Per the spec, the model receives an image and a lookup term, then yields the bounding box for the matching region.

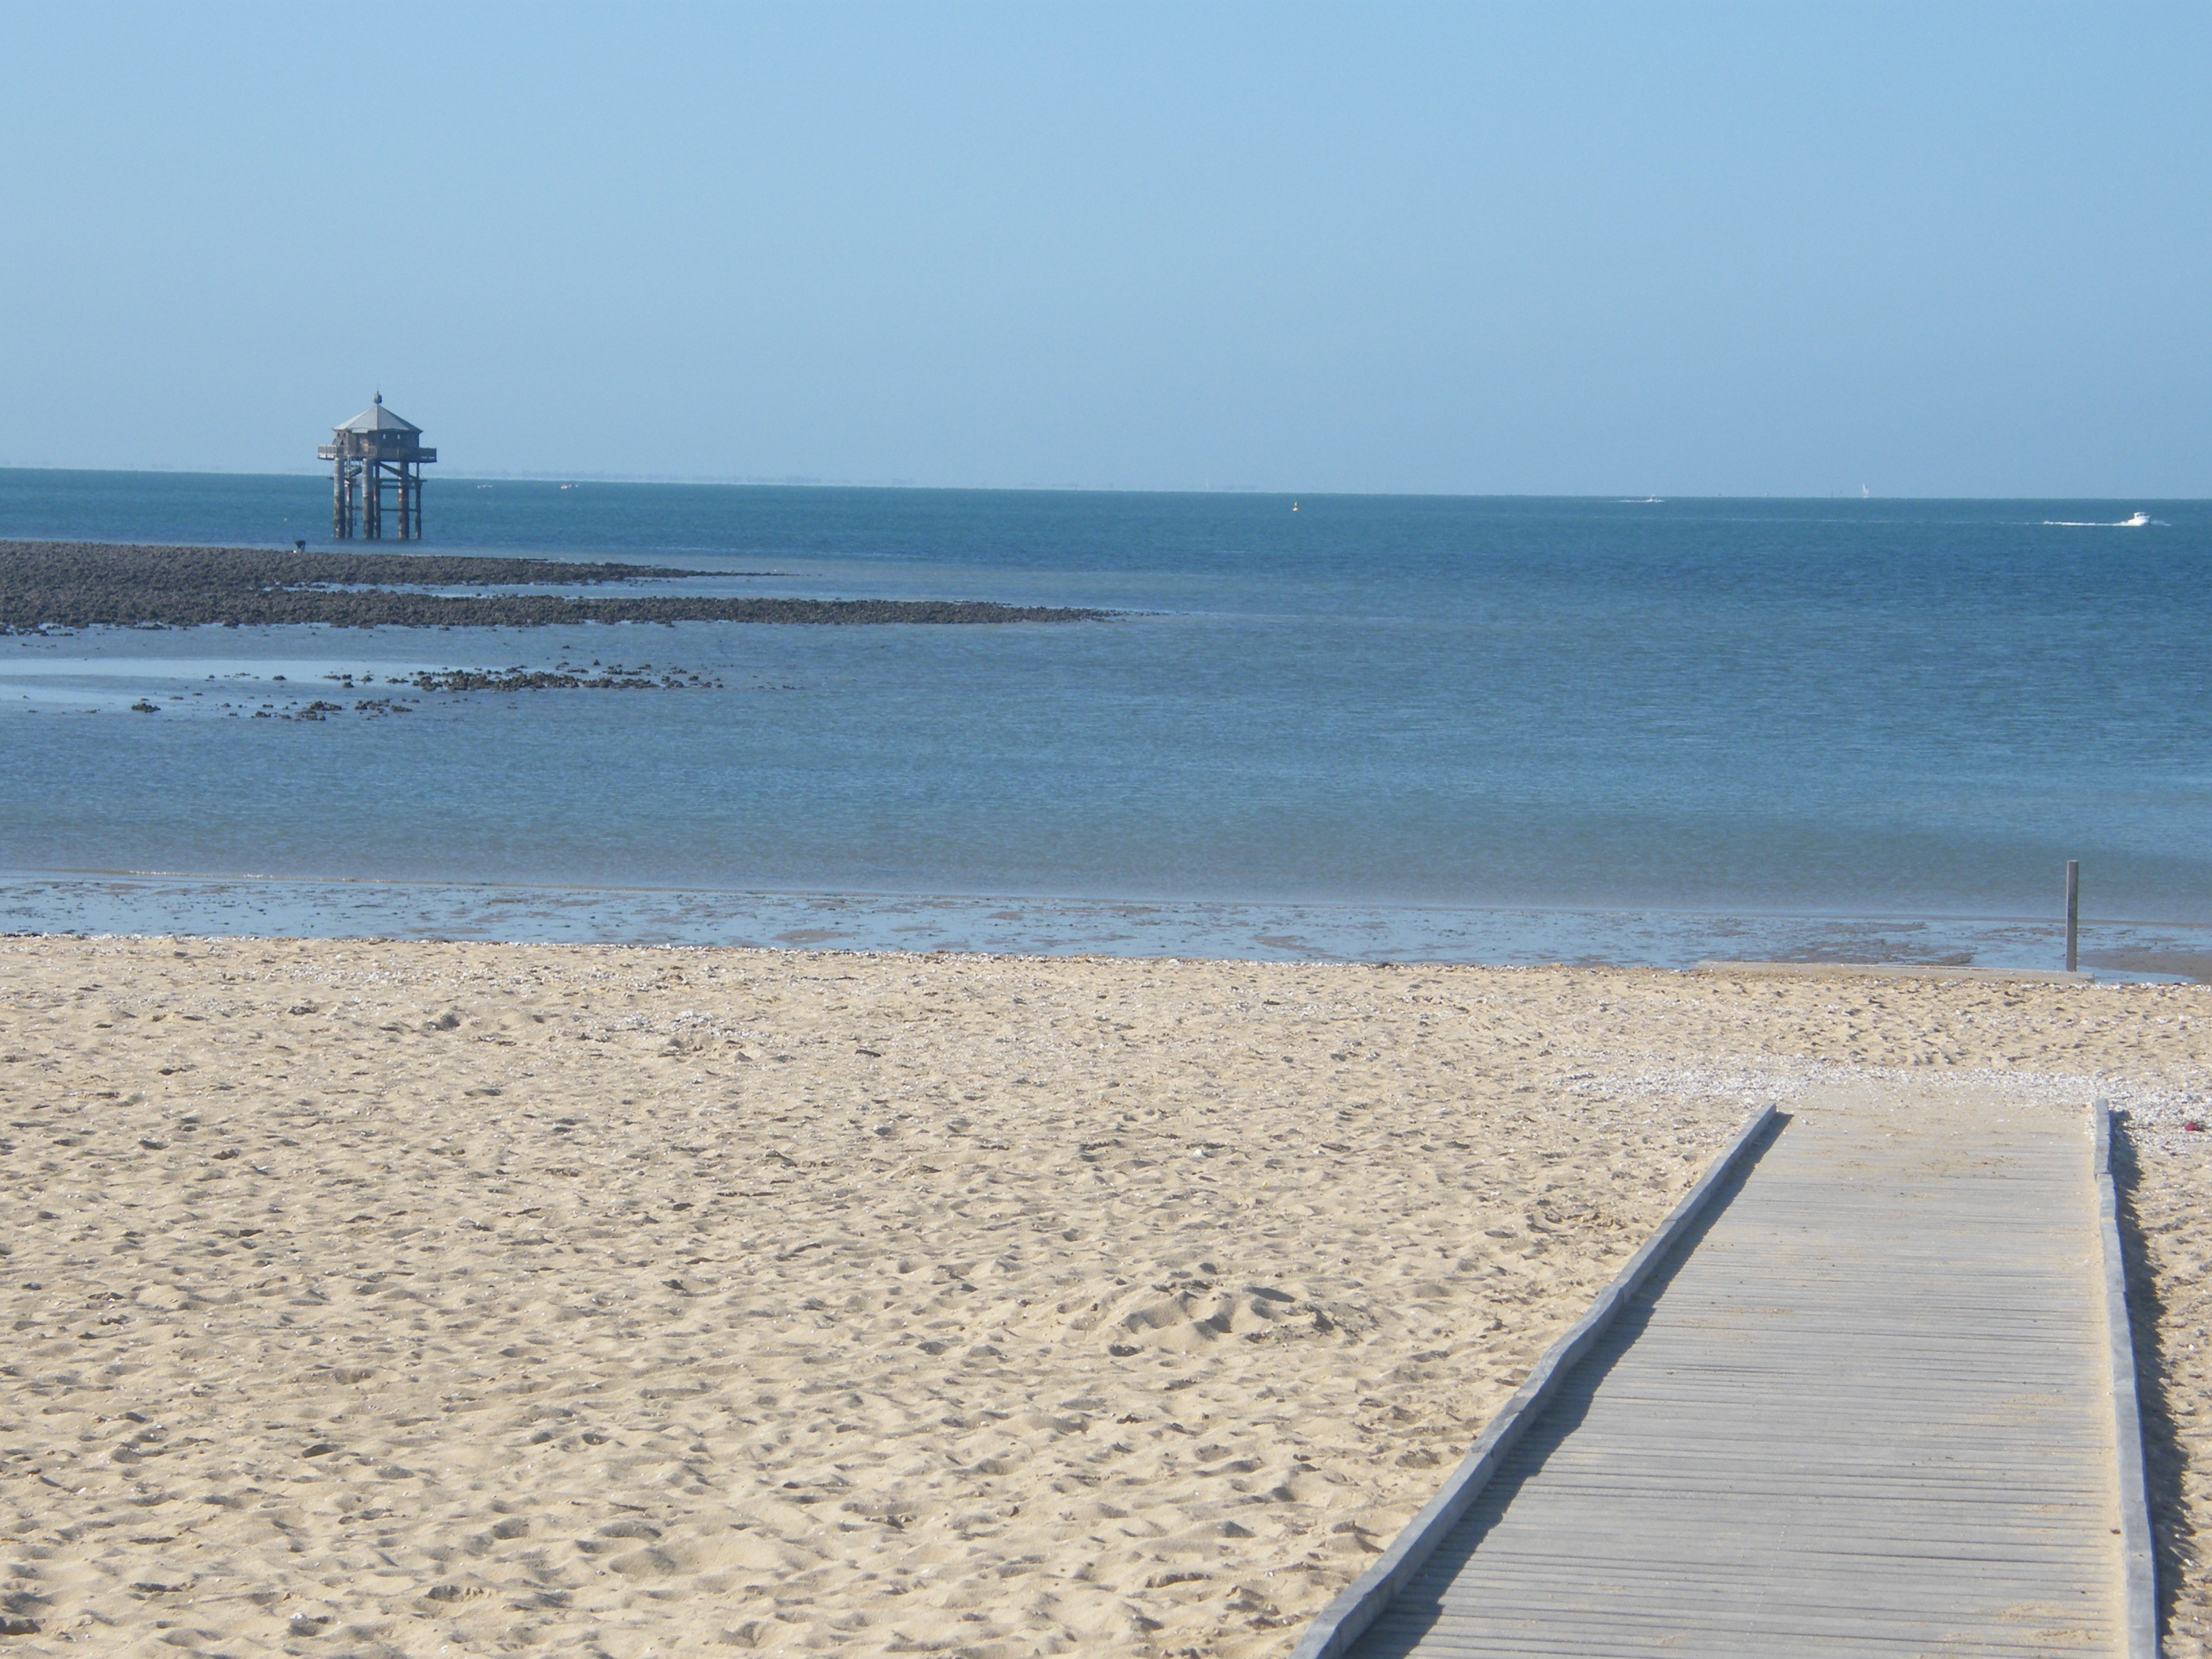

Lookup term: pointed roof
[334,392,422,434]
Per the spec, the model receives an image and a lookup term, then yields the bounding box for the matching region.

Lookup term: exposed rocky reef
[0,541,1108,630]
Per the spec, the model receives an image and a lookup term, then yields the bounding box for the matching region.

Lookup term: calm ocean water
[3,468,2207,975]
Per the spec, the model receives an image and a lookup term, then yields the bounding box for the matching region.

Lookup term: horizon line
[0,462,2198,504]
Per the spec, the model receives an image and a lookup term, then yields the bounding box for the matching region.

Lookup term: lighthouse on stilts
[318,394,437,539]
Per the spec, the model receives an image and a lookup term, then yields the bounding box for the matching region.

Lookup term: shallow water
[3,472,2206,968]
[5,870,2207,985]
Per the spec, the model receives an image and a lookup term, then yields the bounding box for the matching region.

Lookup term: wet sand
[3,937,2209,1656]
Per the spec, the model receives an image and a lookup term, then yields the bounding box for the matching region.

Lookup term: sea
[3,468,2207,980]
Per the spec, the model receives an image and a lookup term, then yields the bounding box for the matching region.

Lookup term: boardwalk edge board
[1284,1101,1779,1659]
[2096,1102,2161,1659]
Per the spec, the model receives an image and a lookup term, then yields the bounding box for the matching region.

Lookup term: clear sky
[1,3,2205,495]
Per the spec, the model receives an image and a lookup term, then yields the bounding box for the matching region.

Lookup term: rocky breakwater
[0,541,1110,630]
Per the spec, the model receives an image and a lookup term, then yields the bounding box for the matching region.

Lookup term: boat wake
[2044,511,2157,527]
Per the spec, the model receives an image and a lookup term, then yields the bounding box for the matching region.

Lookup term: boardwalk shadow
[2110,1117,2194,1643]
[1351,1111,1789,1659]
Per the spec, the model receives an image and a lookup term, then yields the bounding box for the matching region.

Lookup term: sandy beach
[3,937,2210,1657]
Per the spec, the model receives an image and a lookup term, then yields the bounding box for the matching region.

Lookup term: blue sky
[1,3,2205,495]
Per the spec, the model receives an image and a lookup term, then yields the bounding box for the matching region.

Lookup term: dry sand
[1,936,2208,1658]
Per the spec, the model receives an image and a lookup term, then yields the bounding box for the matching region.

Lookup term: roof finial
[373,390,382,405]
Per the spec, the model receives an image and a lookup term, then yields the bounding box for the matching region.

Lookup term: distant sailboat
[1860,484,1870,499]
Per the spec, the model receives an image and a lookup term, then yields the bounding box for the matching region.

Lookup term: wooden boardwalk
[1338,1092,2138,1658]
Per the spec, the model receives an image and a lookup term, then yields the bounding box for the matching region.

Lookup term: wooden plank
[1305,1094,2140,1659]
[2095,1103,2159,1658]
[1284,1103,1779,1659]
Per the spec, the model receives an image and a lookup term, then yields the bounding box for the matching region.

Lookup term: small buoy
[1292,501,1300,512]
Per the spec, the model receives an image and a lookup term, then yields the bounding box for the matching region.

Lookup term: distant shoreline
[0,539,1111,630]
